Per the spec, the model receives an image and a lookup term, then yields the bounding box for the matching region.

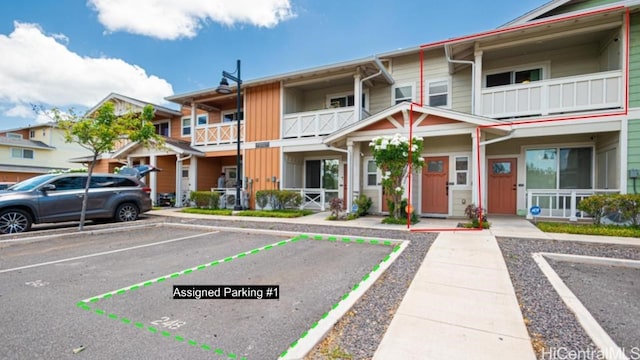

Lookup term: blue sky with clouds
[0,0,546,129]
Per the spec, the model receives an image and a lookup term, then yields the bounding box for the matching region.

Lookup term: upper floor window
[154,122,169,137]
[393,84,413,104]
[29,130,36,138]
[11,148,34,159]
[428,79,449,107]
[196,114,208,126]
[326,91,367,110]
[7,133,23,139]
[486,67,542,87]
[222,110,244,122]
[181,117,191,136]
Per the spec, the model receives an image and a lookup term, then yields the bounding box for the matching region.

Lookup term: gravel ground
[157,216,436,360]
[498,237,640,359]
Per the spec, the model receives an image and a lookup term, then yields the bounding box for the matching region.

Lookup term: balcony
[282,107,363,139]
[193,122,244,146]
[481,70,623,119]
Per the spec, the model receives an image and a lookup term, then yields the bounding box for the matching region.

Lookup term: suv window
[51,176,86,191]
[90,176,137,188]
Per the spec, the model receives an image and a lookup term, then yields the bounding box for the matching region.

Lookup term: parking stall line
[0,231,219,274]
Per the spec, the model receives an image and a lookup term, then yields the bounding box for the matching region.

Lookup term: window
[366,159,378,187]
[525,147,593,190]
[222,110,244,122]
[11,148,34,159]
[428,79,449,107]
[486,68,542,87]
[393,85,413,104]
[326,92,367,109]
[181,117,191,136]
[154,122,169,136]
[30,130,35,138]
[7,133,23,139]
[455,157,469,185]
[196,114,208,127]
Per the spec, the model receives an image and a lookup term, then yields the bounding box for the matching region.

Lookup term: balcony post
[569,191,578,222]
[473,49,483,115]
[526,191,533,220]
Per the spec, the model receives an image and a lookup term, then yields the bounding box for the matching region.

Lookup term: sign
[530,206,541,216]
[351,204,358,213]
[256,142,270,148]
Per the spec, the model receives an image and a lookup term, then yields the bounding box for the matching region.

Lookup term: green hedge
[255,190,302,210]
[189,191,221,209]
[578,193,640,226]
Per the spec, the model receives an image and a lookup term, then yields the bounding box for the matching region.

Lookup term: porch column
[479,132,487,211]
[347,143,354,212]
[175,155,183,207]
[471,129,486,209]
[354,70,362,121]
[190,156,198,192]
[150,155,158,206]
[352,142,362,201]
[190,101,197,146]
[471,131,479,205]
[473,48,483,115]
[620,119,628,194]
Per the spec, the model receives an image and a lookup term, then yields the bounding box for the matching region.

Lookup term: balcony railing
[281,188,339,210]
[481,70,622,119]
[194,123,244,146]
[282,107,360,139]
[526,189,620,221]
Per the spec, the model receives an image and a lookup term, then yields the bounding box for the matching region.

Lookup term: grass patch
[181,208,233,216]
[381,216,419,225]
[536,222,640,238]
[236,209,314,218]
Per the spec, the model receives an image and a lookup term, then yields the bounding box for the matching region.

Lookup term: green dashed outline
[76,233,397,360]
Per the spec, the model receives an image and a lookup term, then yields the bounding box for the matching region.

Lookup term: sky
[0,0,547,130]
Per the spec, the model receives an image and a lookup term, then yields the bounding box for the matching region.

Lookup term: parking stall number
[25,280,49,287]
[150,316,187,330]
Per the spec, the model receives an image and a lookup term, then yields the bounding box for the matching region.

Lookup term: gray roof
[0,136,55,149]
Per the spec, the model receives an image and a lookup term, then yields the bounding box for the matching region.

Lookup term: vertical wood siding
[246,83,281,142]
[244,147,280,208]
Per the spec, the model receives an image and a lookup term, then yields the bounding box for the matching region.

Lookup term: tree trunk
[78,154,98,231]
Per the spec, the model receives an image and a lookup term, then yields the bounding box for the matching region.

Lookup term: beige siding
[423,135,472,153]
[451,67,472,114]
[486,133,594,155]
[452,190,472,217]
[303,84,353,111]
[368,85,391,115]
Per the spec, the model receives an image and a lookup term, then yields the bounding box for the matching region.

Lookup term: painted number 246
[151,317,186,329]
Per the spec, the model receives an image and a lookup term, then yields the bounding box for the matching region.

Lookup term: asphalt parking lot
[0,222,401,359]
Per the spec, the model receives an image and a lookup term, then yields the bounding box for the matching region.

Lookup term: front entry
[422,156,449,214]
[488,158,517,214]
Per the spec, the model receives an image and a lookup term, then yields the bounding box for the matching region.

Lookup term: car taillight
[142,187,151,195]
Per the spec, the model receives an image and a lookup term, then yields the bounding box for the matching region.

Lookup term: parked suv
[0,171,153,234]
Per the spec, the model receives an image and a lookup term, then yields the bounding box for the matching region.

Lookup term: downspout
[479,130,515,146]
[175,154,192,207]
[357,57,393,121]
[326,145,352,213]
[444,44,476,114]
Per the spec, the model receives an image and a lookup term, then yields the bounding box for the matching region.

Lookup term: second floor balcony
[282,106,369,139]
[194,122,244,146]
[480,70,623,119]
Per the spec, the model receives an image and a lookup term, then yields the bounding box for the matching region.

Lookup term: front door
[422,156,449,214]
[488,158,517,214]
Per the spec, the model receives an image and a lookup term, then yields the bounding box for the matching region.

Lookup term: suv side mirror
[41,184,56,192]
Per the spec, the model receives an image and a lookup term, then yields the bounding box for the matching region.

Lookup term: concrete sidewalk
[373,231,536,360]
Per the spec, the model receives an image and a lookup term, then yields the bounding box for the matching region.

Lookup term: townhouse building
[59,0,640,221]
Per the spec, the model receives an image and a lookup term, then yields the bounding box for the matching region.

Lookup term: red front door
[422,156,449,214]
[488,158,517,214]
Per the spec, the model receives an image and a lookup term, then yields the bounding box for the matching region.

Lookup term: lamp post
[216,59,243,210]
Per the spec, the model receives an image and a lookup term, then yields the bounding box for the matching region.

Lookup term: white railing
[526,189,620,221]
[194,123,244,146]
[282,107,358,138]
[282,188,340,210]
[481,70,622,118]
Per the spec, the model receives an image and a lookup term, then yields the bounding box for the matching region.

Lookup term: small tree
[50,102,163,230]
[370,134,424,220]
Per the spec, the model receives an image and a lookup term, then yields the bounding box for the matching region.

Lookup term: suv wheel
[115,203,139,222]
[0,209,32,234]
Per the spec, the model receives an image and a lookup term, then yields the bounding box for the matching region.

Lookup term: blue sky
[0,0,546,130]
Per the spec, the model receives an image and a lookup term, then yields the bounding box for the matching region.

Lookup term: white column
[473,49,483,115]
[150,155,158,205]
[471,131,479,205]
[190,101,197,146]
[347,144,354,212]
[620,118,628,194]
[479,131,487,211]
[352,142,362,199]
[190,156,198,192]
[354,70,362,121]
[175,155,183,207]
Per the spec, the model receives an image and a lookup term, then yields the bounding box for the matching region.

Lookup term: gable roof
[88,93,182,118]
[324,102,506,144]
[0,136,55,150]
[501,0,571,27]
[110,136,204,159]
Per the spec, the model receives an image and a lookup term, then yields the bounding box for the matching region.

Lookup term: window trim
[426,78,451,108]
[454,156,469,186]
[196,114,208,127]
[483,61,550,88]
[181,116,191,137]
[7,132,23,139]
[363,157,380,189]
[10,147,34,159]
[153,121,170,137]
[392,83,414,105]
[523,144,595,190]
[221,109,244,123]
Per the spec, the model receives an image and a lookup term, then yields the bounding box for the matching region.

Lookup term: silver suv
[0,171,153,234]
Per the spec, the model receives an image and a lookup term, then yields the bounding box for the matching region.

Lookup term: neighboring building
[81,0,640,220]
[0,123,93,182]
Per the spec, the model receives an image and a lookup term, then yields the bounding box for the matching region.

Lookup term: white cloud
[0,22,174,119]
[88,0,295,40]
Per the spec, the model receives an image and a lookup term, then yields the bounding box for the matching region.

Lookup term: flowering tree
[370,134,424,220]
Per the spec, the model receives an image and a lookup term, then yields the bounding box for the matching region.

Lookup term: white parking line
[0,223,161,243]
[0,231,218,274]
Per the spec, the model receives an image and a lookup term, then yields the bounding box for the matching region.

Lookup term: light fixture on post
[216,59,243,210]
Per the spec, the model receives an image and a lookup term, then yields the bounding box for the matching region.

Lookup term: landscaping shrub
[189,191,220,209]
[610,193,640,226]
[255,190,270,209]
[464,204,489,228]
[329,197,344,219]
[354,194,373,217]
[577,194,610,225]
[384,198,418,224]
[254,189,301,210]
